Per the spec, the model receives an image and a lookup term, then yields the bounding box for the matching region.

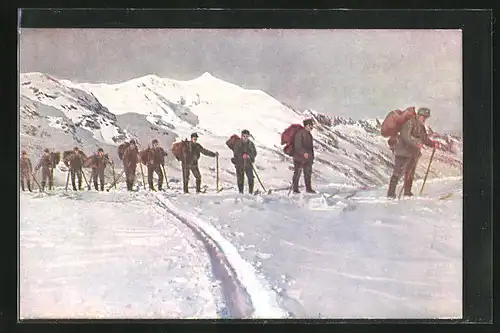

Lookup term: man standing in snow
[292,118,316,194]
[65,147,86,191]
[144,139,168,191]
[387,107,438,198]
[87,148,109,191]
[182,132,218,194]
[232,129,257,194]
[123,139,140,191]
[20,150,33,192]
[34,148,54,192]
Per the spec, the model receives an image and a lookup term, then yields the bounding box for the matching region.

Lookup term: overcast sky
[19,28,462,134]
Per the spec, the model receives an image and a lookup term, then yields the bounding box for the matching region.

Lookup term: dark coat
[293,128,314,164]
[232,139,257,166]
[185,142,216,166]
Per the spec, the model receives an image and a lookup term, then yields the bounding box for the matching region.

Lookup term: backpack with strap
[380,107,416,151]
[281,124,304,156]
[226,134,241,151]
[50,152,61,166]
[171,140,188,161]
[118,142,130,160]
[380,107,416,138]
[140,149,150,165]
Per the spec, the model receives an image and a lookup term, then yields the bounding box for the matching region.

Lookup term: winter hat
[241,129,250,136]
[191,132,199,138]
[303,118,314,127]
[97,148,104,152]
[417,107,431,117]
[44,148,50,153]
[152,139,159,145]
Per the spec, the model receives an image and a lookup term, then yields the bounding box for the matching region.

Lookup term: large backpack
[50,152,61,166]
[171,140,188,161]
[226,134,241,151]
[281,124,304,156]
[118,142,130,160]
[380,107,416,138]
[139,149,150,165]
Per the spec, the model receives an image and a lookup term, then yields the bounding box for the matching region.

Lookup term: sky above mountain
[19,28,462,134]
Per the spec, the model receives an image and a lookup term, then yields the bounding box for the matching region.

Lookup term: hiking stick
[419,146,436,195]
[161,163,170,189]
[398,154,421,199]
[64,170,70,191]
[30,170,42,192]
[50,168,54,191]
[250,162,267,193]
[107,170,125,191]
[80,167,91,190]
[103,157,116,189]
[112,163,116,189]
[139,163,146,190]
[216,154,220,192]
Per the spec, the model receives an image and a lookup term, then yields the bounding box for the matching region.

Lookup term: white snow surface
[20,190,222,319]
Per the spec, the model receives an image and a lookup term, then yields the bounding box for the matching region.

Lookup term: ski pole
[139,162,146,190]
[250,162,267,193]
[104,156,116,190]
[30,170,42,192]
[419,146,436,195]
[216,154,219,192]
[161,163,170,189]
[80,167,91,190]
[107,170,125,191]
[398,154,421,199]
[65,170,70,191]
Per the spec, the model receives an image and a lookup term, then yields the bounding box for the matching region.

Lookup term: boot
[100,184,104,192]
[149,182,156,191]
[94,182,99,191]
[78,181,82,191]
[21,181,25,191]
[41,181,46,192]
[49,181,54,191]
[72,180,77,191]
[28,183,32,192]
[183,181,189,194]
[305,177,316,194]
[387,175,398,198]
[195,179,202,193]
[248,180,254,195]
[404,179,414,197]
[158,183,162,191]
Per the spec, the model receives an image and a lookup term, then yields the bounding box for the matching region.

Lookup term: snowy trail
[165,177,463,319]
[150,192,289,319]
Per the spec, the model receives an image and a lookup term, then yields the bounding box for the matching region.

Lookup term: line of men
[20,108,436,197]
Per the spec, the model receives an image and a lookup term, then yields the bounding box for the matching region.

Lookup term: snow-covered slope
[20,71,462,191]
[19,71,463,319]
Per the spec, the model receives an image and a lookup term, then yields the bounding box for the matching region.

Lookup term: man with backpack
[181,133,218,194]
[122,139,141,191]
[291,118,316,194]
[63,147,87,191]
[86,148,109,191]
[35,148,54,192]
[387,107,438,198]
[231,129,257,194]
[143,139,168,191]
[20,150,33,192]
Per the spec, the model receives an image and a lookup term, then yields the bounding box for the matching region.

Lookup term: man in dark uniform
[182,132,218,194]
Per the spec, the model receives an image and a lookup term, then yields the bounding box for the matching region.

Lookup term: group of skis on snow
[20,106,439,198]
